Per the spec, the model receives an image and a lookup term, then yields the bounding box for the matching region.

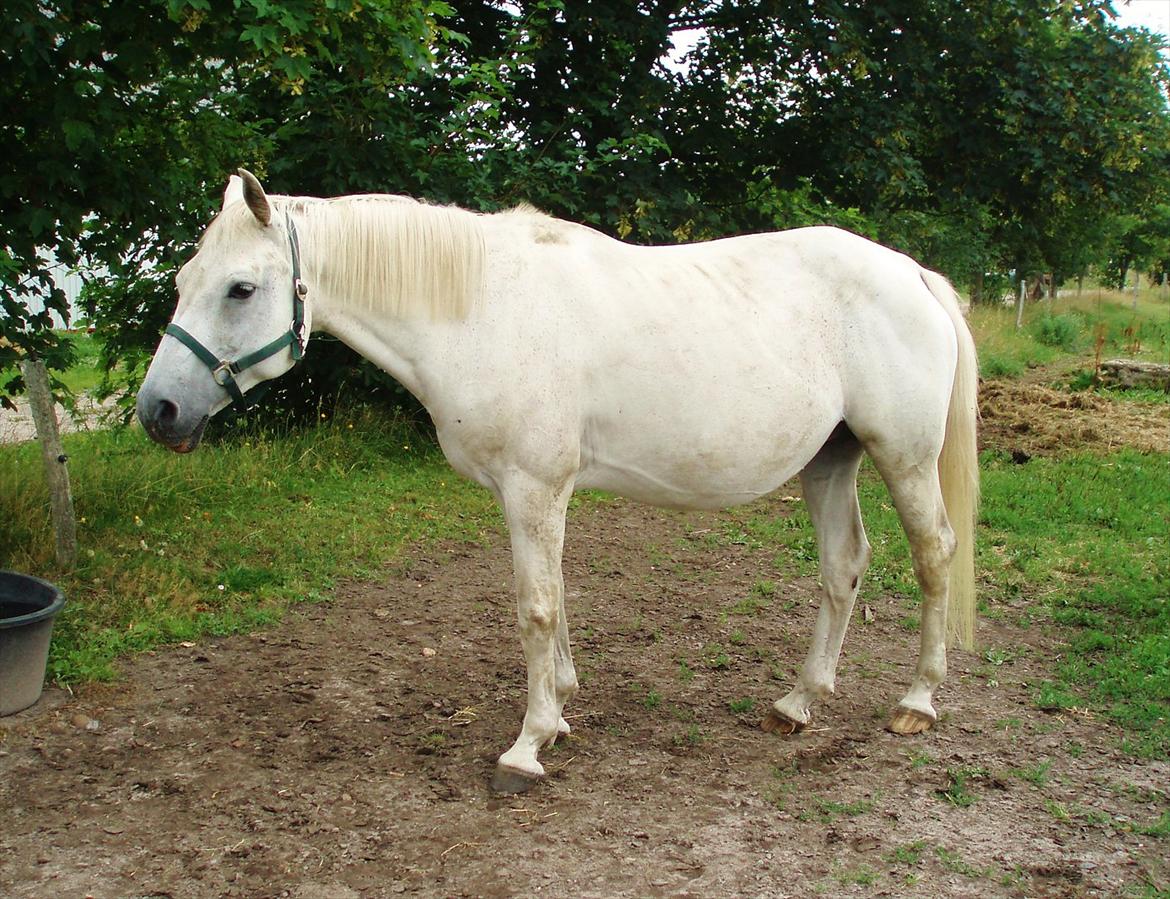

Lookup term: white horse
[138,170,979,793]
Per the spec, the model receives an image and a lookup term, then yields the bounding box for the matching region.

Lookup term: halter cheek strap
[165,215,308,409]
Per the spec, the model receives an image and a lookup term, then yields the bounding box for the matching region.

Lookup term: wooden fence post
[21,358,78,569]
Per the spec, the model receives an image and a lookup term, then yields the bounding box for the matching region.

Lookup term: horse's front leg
[491,474,575,794]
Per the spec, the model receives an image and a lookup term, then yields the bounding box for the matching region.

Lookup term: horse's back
[510,226,952,506]
[460,220,959,507]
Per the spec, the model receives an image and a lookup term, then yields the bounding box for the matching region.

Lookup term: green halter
[164,215,307,408]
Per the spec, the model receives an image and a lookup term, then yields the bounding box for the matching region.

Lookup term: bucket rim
[0,570,66,629]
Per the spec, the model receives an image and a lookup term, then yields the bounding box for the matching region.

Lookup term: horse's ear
[236,168,272,226]
[222,174,244,210]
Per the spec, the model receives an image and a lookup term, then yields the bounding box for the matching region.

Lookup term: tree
[9,0,1168,421]
[0,0,453,409]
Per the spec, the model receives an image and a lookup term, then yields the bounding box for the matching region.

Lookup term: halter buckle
[212,361,236,387]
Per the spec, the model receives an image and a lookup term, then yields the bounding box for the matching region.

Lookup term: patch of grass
[983,646,1015,667]
[978,449,1170,757]
[885,840,929,866]
[1,408,504,682]
[979,351,1027,379]
[970,288,1170,376]
[754,579,778,597]
[935,846,993,878]
[642,689,663,710]
[727,697,755,714]
[969,306,1061,377]
[798,794,877,823]
[672,723,705,747]
[56,330,110,395]
[831,862,878,886]
[1010,759,1053,786]
[1132,810,1170,839]
[703,643,731,670]
[936,767,986,807]
[1045,799,1071,821]
[726,594,769,617]
[1033,312,1084,351]
[418,731,447,750]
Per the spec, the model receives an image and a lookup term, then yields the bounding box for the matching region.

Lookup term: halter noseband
[164,214,308,408]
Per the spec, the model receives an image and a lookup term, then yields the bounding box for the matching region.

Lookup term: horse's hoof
[761,708,805,735]
[491,765,543,795]
[886,706,936,735]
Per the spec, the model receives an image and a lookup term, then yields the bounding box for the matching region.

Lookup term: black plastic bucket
[0,571,66,715]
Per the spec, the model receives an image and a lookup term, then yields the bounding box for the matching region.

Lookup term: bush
[980,353,1026,379]
[1032,314,1084,350]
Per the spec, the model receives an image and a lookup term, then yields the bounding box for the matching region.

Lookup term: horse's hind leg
[766,430,871,734]
[868,455,957,735]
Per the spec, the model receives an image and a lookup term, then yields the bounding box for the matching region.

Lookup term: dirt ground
[2,380,1168,898]
[0,394,121,445]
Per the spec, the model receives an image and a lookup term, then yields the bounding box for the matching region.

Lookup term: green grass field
[54,330,109,395]
[971,285,1170,381]
[2,290,1167,756]
[1,412,503,682]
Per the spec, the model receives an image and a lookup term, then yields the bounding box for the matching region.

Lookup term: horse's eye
[228,282,256,300]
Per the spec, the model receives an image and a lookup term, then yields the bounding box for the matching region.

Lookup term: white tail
[920,269,980,650]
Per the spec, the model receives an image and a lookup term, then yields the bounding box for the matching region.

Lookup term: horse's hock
[1098,359,1170,392]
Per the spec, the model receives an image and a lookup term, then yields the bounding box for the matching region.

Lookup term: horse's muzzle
[136,395,209,453]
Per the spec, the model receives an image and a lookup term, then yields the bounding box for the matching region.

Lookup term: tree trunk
[1015,277,1026,330]
[21,359,78,569]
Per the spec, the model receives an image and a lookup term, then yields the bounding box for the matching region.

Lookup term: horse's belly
[576,402,838,510]
[576,456,798,510]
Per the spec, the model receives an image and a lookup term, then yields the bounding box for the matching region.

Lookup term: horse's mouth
[171,415,210,453]
[145,414,209,454]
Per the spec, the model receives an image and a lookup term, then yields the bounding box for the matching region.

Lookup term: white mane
[213,193,486,320]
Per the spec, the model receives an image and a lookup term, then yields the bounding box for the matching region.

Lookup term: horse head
[136,170,310,452]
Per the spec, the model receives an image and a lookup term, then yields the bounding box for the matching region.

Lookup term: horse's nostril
[156,399,179,428]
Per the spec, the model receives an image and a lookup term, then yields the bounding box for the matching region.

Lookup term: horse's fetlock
[556,674,579,699]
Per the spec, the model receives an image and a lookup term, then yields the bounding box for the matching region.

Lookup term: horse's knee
[516,589,559,638]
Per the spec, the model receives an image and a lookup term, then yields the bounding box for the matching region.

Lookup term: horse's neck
[291,196,485,406]
[312,299,444,407]
[294,196,484,322]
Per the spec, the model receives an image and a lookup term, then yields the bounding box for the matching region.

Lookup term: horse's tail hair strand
[921,268,980,650]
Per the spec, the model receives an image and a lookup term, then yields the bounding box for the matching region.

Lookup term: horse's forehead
[174,225,283,314]
[184,219,282,279]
